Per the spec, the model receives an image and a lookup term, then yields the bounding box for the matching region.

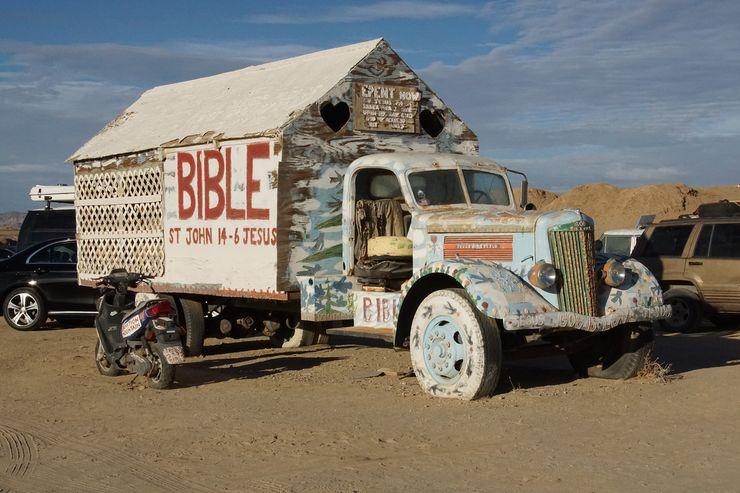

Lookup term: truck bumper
[502,304,672,332]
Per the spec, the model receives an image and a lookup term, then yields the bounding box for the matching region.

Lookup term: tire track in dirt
[0,424,38,479]
[0,419,288,493]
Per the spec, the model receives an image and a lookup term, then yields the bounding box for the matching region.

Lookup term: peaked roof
[70,38,384,161]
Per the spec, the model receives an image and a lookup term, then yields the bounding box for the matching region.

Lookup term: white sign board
[162,139,279,293]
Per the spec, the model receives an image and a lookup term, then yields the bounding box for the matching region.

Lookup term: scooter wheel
[94,339,123,377]
[147,345,176,389]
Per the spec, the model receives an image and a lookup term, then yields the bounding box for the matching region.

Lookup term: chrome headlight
[528,261,558,289]
[602,258,626,287]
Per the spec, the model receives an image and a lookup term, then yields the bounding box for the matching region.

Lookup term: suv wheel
[661,292,701,332]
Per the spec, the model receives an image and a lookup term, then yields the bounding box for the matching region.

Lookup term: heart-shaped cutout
[320,100,350,132]
[420,108,445,137]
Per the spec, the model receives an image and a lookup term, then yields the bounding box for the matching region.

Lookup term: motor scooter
[94,269,185,389]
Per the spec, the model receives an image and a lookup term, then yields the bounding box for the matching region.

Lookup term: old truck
[70,39,670,399]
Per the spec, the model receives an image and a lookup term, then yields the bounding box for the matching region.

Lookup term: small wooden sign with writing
[354,83,421,133]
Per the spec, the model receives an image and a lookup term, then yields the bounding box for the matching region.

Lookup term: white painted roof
[70,39,384,161]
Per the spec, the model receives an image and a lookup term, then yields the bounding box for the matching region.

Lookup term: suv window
[695,223,740,258]
[642,225,693,256]
[711,224,740,257]
[694,226,712,257]
[28,242,77,264]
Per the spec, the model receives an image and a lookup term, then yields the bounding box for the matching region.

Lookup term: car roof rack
[29,184,75,210]
[634,214,656,229]
[692,200,740,218]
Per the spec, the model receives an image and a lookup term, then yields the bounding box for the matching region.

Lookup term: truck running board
[325,326,393,343]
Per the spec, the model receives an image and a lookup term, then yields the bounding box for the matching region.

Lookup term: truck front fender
[397,259,556,322]
[599,258,666,313]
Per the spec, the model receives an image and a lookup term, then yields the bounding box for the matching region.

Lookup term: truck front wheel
[409,288,502,400]
[568,325,653,379]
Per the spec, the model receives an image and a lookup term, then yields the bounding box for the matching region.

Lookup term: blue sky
[1,0,738,211]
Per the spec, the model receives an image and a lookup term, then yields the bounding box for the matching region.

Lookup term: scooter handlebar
[95,271,152,289]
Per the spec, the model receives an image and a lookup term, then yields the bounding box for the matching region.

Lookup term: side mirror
[524,203,537,211]
[520,180,529,209]
[594,239,604,252]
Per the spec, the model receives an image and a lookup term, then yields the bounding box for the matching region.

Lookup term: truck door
[687,223,740,313]
[351,168,409,264]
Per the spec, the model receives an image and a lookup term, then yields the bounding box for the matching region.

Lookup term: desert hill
[0,211,24,245]
[537,184,740,236]
[0,211,24,230]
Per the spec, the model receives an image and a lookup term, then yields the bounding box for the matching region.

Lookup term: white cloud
[242,1,477,24]
[0,163,54,173]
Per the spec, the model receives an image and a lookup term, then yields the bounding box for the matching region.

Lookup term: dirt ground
[1,320,740,492]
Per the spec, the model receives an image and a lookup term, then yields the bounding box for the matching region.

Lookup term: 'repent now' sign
[354,83,421,133]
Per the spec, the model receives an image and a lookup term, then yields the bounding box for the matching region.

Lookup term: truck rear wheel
[568,325,653,379]
[409,288,502,400]
[178,298,205,356]
[269,319,328,348]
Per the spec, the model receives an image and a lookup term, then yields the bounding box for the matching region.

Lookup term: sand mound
[535,183,740,236]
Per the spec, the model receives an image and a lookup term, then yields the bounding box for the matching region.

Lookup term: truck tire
[270,320,328,348]
[178,298,205,356]
[409,288,502,400]
[568,325,653,379]
[660,291,701,332]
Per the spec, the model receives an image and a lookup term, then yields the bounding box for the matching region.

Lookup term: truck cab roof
[349,152,506,173]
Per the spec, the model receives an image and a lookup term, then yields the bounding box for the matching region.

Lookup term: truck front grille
[548,223,598,316]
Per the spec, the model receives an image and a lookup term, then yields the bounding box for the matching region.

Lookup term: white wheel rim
[423,315,467,384]
[7,292,40,328]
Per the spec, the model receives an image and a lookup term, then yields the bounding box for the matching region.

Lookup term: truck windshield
[408,170,466,206]
[462,170,510,206]
[408,169,510,206]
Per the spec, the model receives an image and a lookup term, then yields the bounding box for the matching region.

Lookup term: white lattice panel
[75,163,164,278]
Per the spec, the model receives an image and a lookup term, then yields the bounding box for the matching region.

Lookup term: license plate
[121,315,142,338]
[161,345,185,364]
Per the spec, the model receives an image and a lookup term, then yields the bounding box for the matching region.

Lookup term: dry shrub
[638,350,679,383]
